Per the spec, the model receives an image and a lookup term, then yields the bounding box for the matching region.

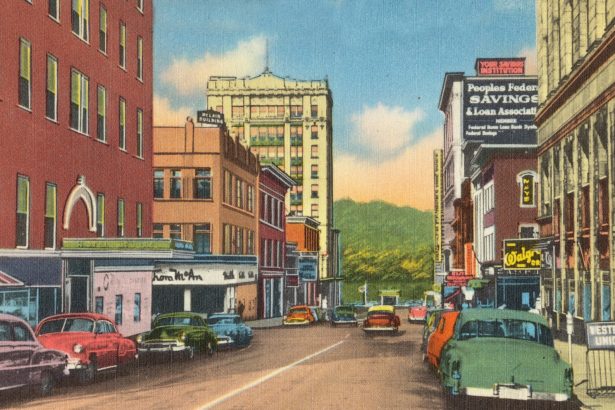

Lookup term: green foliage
[342,280,431,304]
[334,199,434,285]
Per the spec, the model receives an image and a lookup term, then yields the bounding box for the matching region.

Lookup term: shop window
[134,293,141,322]
[153,223,163,238]
[115,295,123,325]
[170,170,182,198]
[602,285,611,321]
[49,0,59,20]
[153,170,164,199]
[169,224,181,240]
[70,69,89,134]
[44,183,57,249]
[18,38,31,110]
[95,296,104,314]
[71,0,89,41]
[99,5,107,53]
[96,193,105,236]
[16,175,29,248]
[46,55,58,121]
[97,85,106,141]
[117,199,125,237]
[194,224,211,254]
[194,169,212,199]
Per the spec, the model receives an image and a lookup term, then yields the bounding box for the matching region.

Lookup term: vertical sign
[521,174,535,206]
[433,150,443,263]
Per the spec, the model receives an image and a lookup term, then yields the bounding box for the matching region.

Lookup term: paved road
[1,320,580,409]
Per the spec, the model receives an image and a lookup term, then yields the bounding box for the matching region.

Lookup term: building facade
[286,216,320,306]
[206,70,335,281]
[258,165,295,318]
[536,1,615,334]
[0,0,153,325]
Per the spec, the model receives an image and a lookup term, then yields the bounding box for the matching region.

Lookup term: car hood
[333,311,355,319]
[144,326,190,341]
[445,338,571,393]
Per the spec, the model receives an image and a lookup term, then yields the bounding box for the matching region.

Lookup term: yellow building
[206,70,334,280]
[536,1,615,330]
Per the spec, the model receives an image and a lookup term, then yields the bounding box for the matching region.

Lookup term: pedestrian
[238,300,245,318]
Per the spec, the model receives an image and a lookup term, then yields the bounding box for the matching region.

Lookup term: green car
[137,312,217,361]
[439,308,573,403]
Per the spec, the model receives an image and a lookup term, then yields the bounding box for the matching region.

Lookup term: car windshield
[289,307,308,314]
[155,316,200,327]
[38,318,94,334]
[207,317,236,325]
[335,307,353,314]
[457,319,554,346]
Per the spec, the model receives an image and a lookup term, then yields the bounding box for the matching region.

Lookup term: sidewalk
[245,316,283,329]
[554,339,615,408]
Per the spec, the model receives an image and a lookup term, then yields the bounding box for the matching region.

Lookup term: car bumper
[362,326,397,332]
[283,320,310,326]
[138,344,190,354]
[463,386,570,402]
[408,316,425,322]
[66,358,87,370]
[332,320,358,325]
[216,336,235,348]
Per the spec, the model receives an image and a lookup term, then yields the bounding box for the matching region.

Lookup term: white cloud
[351,103,425,156]
[153,95,192,126]
[493,0,534,12]
[334,129,442,210]
[518,46,537,75]
[161,36,266,97]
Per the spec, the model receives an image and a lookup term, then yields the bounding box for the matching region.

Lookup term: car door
[94,320,113,369]
[0,321,18,388]
[104,321,121,366]
[11,321,37,386]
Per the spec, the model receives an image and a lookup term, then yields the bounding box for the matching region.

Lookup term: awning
[0,271,24,287]
[467,279,490,289]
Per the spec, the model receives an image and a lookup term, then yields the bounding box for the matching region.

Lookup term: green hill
[333,199,434,301]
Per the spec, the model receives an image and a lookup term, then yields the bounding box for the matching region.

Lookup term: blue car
[207,313,253,348]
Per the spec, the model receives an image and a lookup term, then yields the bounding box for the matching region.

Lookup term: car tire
[184,346,195,361]
[78,359,97,385]
[38,370,55,395]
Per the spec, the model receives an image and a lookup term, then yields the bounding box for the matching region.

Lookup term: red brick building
[258,165,295,318]
[0,0,153,324]
[286,216,320,306]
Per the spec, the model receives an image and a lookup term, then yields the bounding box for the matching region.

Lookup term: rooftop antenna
[264,38,270,73]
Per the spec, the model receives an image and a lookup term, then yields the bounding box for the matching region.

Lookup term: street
[1,318,582,410]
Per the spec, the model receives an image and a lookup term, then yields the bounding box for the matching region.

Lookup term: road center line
[197,339,346,410]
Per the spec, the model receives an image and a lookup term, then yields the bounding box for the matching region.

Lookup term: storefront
[298,253,318,306]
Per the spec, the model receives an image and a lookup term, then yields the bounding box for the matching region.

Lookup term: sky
[153,0,537,211]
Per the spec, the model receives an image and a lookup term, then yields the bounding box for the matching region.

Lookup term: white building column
[183,288,191,312]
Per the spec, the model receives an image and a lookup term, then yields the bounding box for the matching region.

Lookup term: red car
[362,305,400,333]
[425,310,460,368]
[35,313,137,384]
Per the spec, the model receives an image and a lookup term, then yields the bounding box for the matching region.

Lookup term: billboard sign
[475,58,525,76]
[463,77,538,144]
[298,257,318,281]
[197,109,225,126]
[503,239,542,270]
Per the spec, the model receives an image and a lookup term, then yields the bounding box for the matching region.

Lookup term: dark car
[207,313,253,348]
[0,313,67,394]
[330,305,358,326]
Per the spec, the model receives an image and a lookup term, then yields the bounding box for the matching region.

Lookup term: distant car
[0,314,67,394]
[283,305,316,326]
[408,305,428,323]
[35,313,136,384]
[137,312,217,361]
[425,310,459,368]
[439,308,573,402]
[362,305,400,333]
[207,313,253,348]
[330,305,358,326]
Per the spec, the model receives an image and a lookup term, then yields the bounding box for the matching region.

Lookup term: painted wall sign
[503,239,542,270]
[463,77,538,144]
[63,238,193,251]
[153,263,257,286]
[475,58,525,75]
[586,322,615,350]
[298,257,318,281]
[197,109,225,126]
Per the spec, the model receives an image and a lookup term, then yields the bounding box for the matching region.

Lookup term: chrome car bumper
[216,336,234,347]
[138,343,189,354]
[66,358,86,370]
[464,386,569,402]
[362,326,397,332]
[332,320,358,325]
[283,320,310,326]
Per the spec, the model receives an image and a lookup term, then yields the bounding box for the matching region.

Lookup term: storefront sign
[445,272,473,287]
[433,150,443,263]
[63,238,193,252]
[463,77,538,144]
[197,109,225,126]
[586,322,615,350]
[503,239,542,270]
[153,263,257,286]
[475,58,525,76]
[298,257,317,281]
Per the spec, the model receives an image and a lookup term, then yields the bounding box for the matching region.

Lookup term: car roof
[368,305,395,313]
[208,313,238,318]
[458,308,549,326]
[0,313,30,324]
[39,313,113,322]
[156,312,202,319]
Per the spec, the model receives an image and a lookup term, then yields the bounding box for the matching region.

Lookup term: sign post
[566,312,573,363]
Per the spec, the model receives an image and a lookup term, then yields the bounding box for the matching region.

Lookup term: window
[311,184,319,198]
[117,199,124,237]
[71,0,89,41]
[194,224,211,254]
[136,0,144,12]
[311,145,318,158]
[223,224,231,254]
[311,164,318,179]
[49,0,59,20]
[247,185,254,212]
[311,204,319,218]
[44,183,57,249]
[311,125,318,140]
[236,228,244,254]
[99,5,107,53]
[311,104,318,118]
[169,224,181,240]
[194,169,212,199]
[290,105,302,118]
[96,193,105,236]
[136,36,143,81]
[16,176,29,248]
[236,179,243,208]
[46,55,58,120]
[118,98,126,149]
[247,230,254,254]
[13,323,34,342]
[18,39,31,109]
[152,224,163,238]
[136,109,143,157]
[97,86,106,141]
[136,203,142,237]
[170,170,182,198]
[223,170,232,204]
[115,295,123,325]
[134,293,141,322]
[95,297,103,314]
[153,170,164,198]
[119,22,126,68]
[70,69,89,133]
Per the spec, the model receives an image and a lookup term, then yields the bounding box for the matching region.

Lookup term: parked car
[136,312,217,361]
[283,305,316,326]
[207,313,253,348]
[439,308,573,402]
[362,305,400,333]
[408,291,440,323]
[0,313,67,394]
[330,305,358,326]
[420,308,453,357]
[425,310,460,368]
[35,313,136,384]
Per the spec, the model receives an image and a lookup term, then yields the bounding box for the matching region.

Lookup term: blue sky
[153,0,536,209]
